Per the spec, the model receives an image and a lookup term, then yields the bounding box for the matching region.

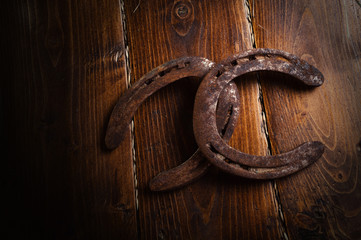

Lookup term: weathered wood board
[2,0,136,239]
[252,0,361,239]
[124,0,280,239]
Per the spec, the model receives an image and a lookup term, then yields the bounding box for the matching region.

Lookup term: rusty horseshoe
[193,48,325,179]
[105,57,240,191]
[105,57,215,149]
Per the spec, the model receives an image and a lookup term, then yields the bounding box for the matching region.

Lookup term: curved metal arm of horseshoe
[105,57,240,191]
[105,48,325,191]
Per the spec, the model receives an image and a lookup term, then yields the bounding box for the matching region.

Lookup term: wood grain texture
[124,0,281,239]
[2,0,136,239]
[252,0,361,239]
[6,0,359,239]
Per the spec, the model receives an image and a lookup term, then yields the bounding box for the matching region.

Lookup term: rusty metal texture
[149,81,240,191]
[193,48,325,179]
[105,57,240,191]
[105,57,214,150]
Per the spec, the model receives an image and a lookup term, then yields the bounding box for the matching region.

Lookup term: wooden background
[2,0,360,239]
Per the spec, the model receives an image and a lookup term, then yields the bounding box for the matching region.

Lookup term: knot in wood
[176,3,189,19]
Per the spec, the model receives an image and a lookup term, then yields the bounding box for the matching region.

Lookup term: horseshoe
[193,48,325,179]
[105,57,214,149]
[104,57,240,191]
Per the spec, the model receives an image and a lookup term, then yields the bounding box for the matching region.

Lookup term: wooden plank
[125,0,282,239]
[2,0,136,238]
[252,0,361,239]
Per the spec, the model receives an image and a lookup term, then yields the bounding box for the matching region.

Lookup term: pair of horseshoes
[105,48,325,191]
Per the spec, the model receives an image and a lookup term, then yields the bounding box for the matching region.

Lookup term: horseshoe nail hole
[256,54,275,60]
[248,55,257,61]
[273,55,290,62]
[177,61,191,69]
[177,62,185,68]
[159,66,177,77]
[159,69,170,76]
[216,70,223,77]
[145,78,154,85]
[236,58,249,64]
[255,55,266,60]
[231,60,238,66]
[337,173,343,180]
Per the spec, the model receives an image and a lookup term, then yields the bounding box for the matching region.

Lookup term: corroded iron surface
[193,48,325,179]
[105,57,214,150]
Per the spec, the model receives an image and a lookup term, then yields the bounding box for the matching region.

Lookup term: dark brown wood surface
[2,0,136,239]
[252,0,361,239]
[124,0,280,239]
[2,0,360,239]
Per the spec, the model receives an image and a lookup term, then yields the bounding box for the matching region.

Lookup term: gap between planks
[245,0,289,239]
[120,0,141,239]
[119,0,291,238]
